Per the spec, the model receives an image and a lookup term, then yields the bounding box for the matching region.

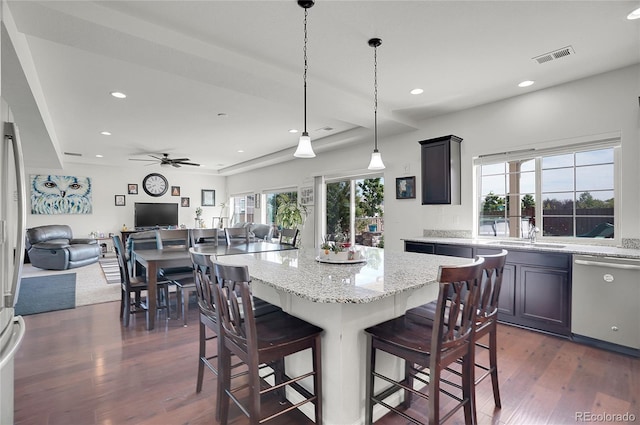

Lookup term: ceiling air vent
[64,152,82,157]
[533,46,575,64]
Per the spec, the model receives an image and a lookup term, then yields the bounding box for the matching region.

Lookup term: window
[476,142,617,241]
[229,194,255,225]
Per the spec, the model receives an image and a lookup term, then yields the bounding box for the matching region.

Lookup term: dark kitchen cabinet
[419,135,462,205]
[405,241,572,336]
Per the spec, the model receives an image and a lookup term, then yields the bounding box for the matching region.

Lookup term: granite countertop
[215,246,470,304]
[403,236,640,259]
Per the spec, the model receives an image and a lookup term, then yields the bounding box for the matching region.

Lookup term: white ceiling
[3,0,639,175]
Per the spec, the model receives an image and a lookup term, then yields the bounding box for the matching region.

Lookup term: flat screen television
[134,202,179,229]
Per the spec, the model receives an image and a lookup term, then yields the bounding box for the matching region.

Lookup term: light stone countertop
[215,246,470,304]
[403,236,640,259]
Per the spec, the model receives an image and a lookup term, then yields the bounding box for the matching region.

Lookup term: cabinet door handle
[574,259,640,270]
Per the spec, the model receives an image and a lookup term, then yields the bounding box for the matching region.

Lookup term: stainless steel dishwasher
[572,255,640,354]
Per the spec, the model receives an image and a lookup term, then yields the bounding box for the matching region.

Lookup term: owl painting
[30,174,93,214]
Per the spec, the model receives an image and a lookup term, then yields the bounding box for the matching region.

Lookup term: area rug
[99,256,121,284]
[15,273,76,315]
[21,262,120,307]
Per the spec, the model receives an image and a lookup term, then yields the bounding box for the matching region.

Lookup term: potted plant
[275,193,307,246]
[195,207,204,228]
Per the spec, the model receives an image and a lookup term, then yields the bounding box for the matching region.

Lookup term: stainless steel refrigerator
[0,120,27,424]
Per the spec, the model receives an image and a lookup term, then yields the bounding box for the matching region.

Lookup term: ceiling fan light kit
[130,153,200,168]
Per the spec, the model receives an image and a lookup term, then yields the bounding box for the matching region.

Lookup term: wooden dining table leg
[146,262,157,330]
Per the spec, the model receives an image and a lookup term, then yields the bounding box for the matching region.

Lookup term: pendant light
[367,37,385,170]
[294,0,316,158]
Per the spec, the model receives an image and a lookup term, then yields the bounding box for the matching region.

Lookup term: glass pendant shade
[294,132,315,158]
[367,150,385,170]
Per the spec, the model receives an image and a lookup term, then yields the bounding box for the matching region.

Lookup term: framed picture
[171,186,181,196]
[396,176,416,199]
[201,189,215,206]
[127,184,138,195]
[181,197,190,207]
[114,195,126,206]
[300,186,314,205]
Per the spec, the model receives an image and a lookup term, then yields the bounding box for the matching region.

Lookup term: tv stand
[121,230,139,244]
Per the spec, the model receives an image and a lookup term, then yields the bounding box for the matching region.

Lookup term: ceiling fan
[129,153,200,168]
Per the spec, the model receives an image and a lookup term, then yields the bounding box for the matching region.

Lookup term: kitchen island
[216,247,470,425]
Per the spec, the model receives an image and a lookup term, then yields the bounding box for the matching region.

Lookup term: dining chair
[112,235,170,327]
[211,260,323,425]
[125,230,159,277]
[405,249,508,410]
[364,257,485,425]
[189,228,220,248]
[279,228,299,246]
[224,227,249,245]
[156,229,194,320]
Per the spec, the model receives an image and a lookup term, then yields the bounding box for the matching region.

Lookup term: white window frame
[473,137,620,244]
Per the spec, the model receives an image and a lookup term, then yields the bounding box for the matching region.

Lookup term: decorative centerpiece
[317,235,364,263]
[319,239,348,261]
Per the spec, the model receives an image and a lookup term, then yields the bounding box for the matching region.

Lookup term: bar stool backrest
[476,250,508,325]
[434,257,485,355]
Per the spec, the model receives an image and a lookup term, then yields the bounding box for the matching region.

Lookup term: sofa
[26,225,101,270]
[226,222,274,242]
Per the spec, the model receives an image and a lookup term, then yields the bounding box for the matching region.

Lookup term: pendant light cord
[303,8,309,134]
[373,43,378,152]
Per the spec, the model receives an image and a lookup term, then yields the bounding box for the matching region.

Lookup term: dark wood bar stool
[211,260,323,425]
[406,250,508,410]
[364,257,485,424]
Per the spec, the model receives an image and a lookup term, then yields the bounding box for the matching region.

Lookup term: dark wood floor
[14,300,639,425]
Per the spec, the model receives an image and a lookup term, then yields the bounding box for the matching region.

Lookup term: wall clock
[142,173,168,197]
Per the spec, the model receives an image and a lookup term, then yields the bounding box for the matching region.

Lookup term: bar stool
[211,260,323,424]
[406,249,508,409]
[364,257,485,424]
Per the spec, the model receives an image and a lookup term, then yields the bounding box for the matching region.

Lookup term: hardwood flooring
[14,300,639,425]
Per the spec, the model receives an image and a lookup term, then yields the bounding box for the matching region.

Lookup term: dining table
[133,241,297,330]
[216,246,471,425]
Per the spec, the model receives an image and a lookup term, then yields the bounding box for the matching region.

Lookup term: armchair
[26,225,101,270]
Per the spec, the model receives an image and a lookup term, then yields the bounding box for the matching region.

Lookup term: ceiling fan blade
[172,163,181,168]
[149,155,164,160]
[179,162,200,166]
[170,158,190,162]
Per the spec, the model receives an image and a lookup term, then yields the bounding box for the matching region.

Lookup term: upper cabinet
[419,135,462,205]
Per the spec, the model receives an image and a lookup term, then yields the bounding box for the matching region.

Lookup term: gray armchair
[26,225,101,270]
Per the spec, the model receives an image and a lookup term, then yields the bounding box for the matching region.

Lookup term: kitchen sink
[487,240,565,249]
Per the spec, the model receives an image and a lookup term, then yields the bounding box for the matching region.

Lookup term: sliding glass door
[325,176,384,247]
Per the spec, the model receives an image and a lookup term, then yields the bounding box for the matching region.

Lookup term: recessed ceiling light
[627,7,640,19]
[410,88,424,95]
[518,80,535,88]
[110,91,127,99]
[237,150,244,153]
[95,154,103,158]
[289,129,299,133]
[100,131,111,136]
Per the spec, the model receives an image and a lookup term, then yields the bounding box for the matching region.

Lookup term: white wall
[227,64,640,252]
[25,163,226,239]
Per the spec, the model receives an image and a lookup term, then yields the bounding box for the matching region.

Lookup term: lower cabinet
[405,241,572,336]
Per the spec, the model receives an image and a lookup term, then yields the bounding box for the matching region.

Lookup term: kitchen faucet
[528,226,540,243]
